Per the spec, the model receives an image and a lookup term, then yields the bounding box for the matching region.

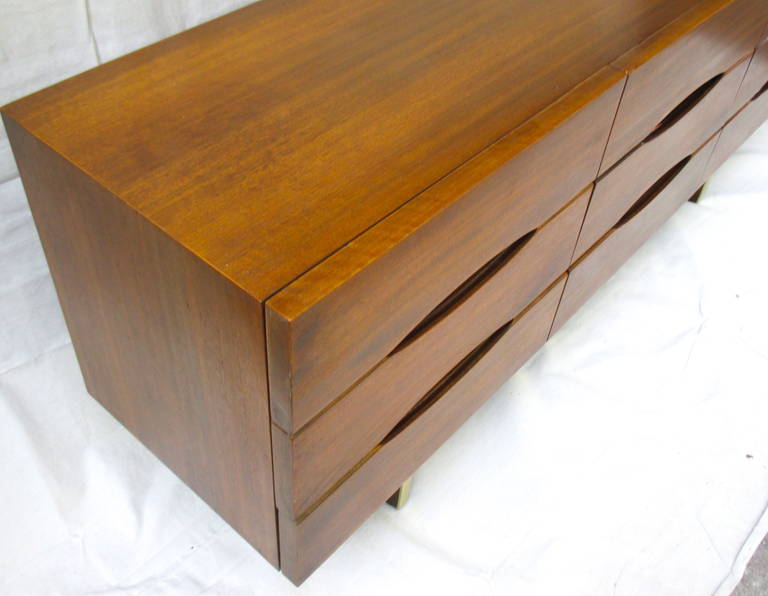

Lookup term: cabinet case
[3,0,768,585]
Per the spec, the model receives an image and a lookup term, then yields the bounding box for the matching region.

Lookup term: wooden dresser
[3,0,768,585]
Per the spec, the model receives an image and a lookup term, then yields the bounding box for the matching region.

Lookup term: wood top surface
[2,0,721,300]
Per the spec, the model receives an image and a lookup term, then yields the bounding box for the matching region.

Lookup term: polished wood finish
[574,56,749,260]
[2,118,279,567]
[552,136,717,335]
[5,0,768,587]
[266,73,624,433]
[0,0,703,302]
[272,190,589,518]
[278,278,567,585]
[602,0,767,172]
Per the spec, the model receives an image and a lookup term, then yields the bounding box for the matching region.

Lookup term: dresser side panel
[4,117,279,567]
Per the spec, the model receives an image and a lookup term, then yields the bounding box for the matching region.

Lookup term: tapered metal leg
[386,476,413,510]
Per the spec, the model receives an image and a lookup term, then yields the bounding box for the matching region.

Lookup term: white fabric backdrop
[1,2,767,594]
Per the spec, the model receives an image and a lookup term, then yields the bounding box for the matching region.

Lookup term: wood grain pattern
[4,0,768,587]
[2,0,708,302]
[552,135,717,335]
[3,118,279,566]
[272,190,589,518]
[278,277,567,585]
[574,56,749,260]
[266,70,625,433]
[603,0,767,172]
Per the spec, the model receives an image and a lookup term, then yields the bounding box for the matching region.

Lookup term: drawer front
[272,191,589,518]
[574,56,748,261]
[602,0,766,172]
[278,277,566,585]
[551,136,717,335]
[735,41,768,109]
[266,69,625,433]
[706,76,768,177]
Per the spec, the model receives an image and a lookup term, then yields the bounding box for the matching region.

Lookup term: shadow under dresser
[3,0,768,585]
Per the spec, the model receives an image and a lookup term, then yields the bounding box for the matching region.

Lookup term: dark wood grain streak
[3,117,279,567]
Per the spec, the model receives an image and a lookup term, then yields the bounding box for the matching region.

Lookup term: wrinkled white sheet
[1,3,767,594]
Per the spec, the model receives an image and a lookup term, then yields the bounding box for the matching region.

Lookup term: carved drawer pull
[390,229,536,355]
[644,72,725,143]
[752,79,768,101]
[614,154,692,229]
[383,320,512,444]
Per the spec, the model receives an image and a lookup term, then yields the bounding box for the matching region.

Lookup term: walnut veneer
[3,0,767,585]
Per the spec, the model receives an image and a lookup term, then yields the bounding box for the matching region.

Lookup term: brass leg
[386,476,413,510]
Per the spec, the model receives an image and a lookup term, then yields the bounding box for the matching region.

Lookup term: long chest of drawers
[3,0,767,585]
